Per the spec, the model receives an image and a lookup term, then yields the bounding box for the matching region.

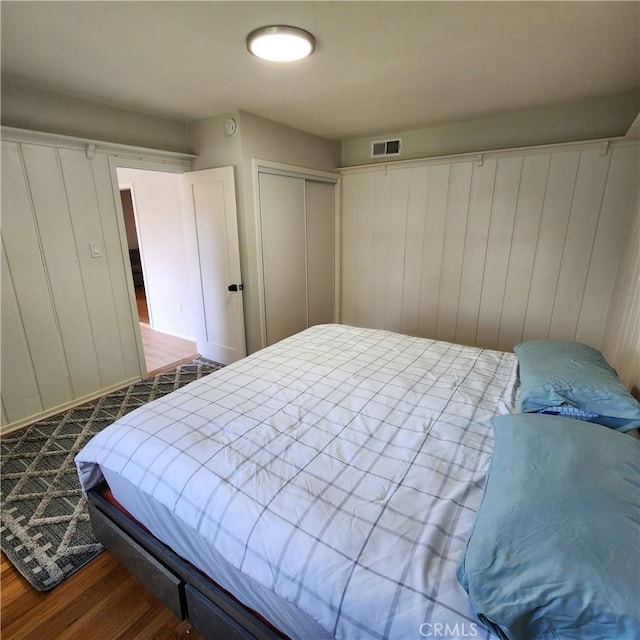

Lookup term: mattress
[76,324,518,639]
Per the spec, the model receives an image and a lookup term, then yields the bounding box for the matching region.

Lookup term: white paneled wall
[603,198,640,392]
[341,141,639,354]
[1,141,139,429]
[0,130,193,432]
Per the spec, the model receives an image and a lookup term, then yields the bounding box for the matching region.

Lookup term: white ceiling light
[247,26,316,62]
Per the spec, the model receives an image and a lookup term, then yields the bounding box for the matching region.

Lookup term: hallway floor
[135,287,197,376]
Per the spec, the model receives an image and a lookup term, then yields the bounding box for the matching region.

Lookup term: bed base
[86,486,286,640]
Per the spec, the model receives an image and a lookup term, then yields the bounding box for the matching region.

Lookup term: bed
[75,324,639,640]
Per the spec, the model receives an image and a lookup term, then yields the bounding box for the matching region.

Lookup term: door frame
[107,155,193,377]
[252,159,341,348]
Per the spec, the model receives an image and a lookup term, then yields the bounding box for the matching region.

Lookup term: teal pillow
[514,339,640,431]
[457,413,640,640]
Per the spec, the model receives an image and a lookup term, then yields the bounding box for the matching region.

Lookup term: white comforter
[76,324,517,639]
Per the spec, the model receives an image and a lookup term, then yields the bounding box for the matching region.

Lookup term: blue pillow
[514,339,640,431]
[457,413,640,640]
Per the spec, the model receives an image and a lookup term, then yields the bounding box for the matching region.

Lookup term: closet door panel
[306,180,335,327]
[340,174,359,327]
[260,173,307,346]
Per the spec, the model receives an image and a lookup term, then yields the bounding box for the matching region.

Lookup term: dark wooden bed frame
[86,485,287,640]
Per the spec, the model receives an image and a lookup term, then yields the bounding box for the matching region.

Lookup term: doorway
[117,172,198,376]
[113,160,246,373]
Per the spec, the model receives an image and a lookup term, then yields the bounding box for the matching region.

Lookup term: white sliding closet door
[259,172,335,346]
[306,180,335,327]
[260,173,308,345]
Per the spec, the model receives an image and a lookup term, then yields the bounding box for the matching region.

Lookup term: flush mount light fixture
[246,25,316,62]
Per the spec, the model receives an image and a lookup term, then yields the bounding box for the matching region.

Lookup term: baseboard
[0,377,141,436]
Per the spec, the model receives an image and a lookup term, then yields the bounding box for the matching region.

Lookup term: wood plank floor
[1,551,204,639]
[135,286,198,376]
[141,324,198,377]
[136,286,150,324]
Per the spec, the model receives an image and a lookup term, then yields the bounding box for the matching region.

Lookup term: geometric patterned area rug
[0,357,222,591]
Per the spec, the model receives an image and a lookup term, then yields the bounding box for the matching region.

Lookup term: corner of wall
[187,111,243,171]
[602,188,640,391]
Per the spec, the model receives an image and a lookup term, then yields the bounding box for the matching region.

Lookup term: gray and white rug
[0,357,222,591]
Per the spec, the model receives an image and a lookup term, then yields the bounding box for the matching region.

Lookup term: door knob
[228,284,244,292]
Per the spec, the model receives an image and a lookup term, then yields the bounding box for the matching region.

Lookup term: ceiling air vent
[371,138,402,158]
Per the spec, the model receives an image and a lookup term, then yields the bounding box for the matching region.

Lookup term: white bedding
[76,324,517,640]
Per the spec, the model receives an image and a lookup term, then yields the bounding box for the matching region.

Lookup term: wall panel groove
[2,128,197,432]
[1,143,73,422]
[602,180,640,391]
[1,139,144,431]
[341,141,639,358]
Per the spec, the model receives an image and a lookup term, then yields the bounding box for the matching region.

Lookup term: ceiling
[2,1,639,141]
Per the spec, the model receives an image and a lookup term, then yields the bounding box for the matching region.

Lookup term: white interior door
[182,167,246,364]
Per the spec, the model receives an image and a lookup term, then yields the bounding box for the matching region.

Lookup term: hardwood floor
[1,551,204,639]
[136,286,150,323]
[141,324,198,377]
[135,286,199,376]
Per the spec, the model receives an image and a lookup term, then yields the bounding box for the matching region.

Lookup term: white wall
[1,79,190,153]
[117,168,195,340]
[603,197,640,394]
[342,93,640,167]
[340,140,639,357]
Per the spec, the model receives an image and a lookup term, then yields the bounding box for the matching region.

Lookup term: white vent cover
[371,138,402,158]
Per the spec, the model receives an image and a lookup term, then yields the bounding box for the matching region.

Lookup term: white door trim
[107,155,193,378]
